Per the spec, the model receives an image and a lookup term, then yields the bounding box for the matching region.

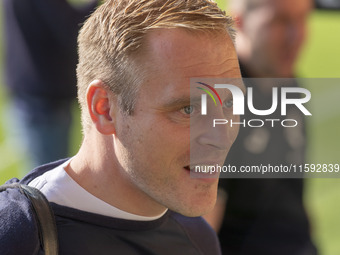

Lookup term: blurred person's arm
[33,0,99,47]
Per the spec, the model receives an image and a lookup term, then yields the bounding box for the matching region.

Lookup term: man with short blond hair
[0,0,244,254]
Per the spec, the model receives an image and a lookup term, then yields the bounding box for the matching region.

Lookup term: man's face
[242,0,312,77]
[113,29,242,216]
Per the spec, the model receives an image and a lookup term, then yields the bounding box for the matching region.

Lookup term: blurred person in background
[2,0,98,171]
[204,0,318,254]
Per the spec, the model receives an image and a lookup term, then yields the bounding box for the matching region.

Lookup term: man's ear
[86,80,117,135]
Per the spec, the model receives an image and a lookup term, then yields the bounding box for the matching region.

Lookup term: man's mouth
[184,165,199,172]
[183,164,220,179]
[184,165,191,171]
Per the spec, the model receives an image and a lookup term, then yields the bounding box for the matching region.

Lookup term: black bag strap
[0,183,59,255]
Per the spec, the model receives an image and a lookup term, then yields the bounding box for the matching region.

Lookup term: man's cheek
[230,125,240,145]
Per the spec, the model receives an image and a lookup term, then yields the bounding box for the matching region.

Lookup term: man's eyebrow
[161,96,202,110]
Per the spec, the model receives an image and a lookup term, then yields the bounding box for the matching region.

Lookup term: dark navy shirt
[0,160,221,255]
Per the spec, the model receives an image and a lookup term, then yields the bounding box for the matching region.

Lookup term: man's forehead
[191,78,246,95]
[140,29,238,80]
[143,29,232,60]
[133,28,242,105]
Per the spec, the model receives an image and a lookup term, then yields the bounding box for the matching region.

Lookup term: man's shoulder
[20,158,69,185]
[0,180,40,255]
[0,160,67,255]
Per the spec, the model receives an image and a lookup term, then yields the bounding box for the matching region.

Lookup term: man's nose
[195,111,233,151]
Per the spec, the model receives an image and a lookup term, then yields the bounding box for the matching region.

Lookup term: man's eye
[181,105,194,115]
[224,99,233,108]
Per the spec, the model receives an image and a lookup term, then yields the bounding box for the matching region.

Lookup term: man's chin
[173,192,218,217]
[179,203,217,217]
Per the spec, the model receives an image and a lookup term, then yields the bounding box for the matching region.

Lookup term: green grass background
[0,1,339,254]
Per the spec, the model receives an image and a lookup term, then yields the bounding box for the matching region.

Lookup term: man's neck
[66,133,168,218]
